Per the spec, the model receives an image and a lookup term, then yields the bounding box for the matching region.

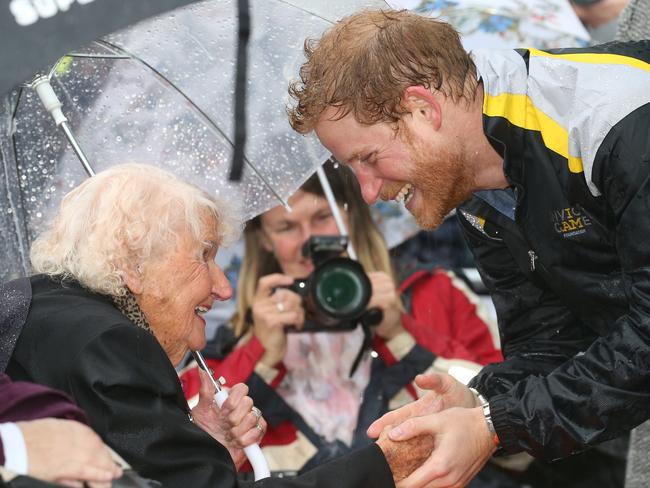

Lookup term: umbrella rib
[93,39,291,210]
[66,53,131,59]
[3,89,32,274]
[273,0,390,24]
[274,0,334,24]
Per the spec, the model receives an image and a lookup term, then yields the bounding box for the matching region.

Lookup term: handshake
[190,362,498,488]
[369,373,498,488]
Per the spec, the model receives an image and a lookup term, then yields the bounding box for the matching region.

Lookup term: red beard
[402,127,474,230]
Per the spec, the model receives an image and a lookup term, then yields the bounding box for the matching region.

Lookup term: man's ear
[402,86,442,130]
[124,266,144,295]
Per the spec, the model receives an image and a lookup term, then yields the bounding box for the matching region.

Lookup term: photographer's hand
[251,273,305,366]
[367,271,404,341]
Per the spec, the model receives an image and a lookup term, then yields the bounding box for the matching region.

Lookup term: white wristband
[0,422,28,474]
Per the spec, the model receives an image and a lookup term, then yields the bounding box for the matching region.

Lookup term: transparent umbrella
[0,0,387,282]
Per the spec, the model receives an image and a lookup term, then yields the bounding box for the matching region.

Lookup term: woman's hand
[376,426,435,485]
[386,407,496,488]
[367,271,404,341]
[251,273,305,366]
[191,369,267,469]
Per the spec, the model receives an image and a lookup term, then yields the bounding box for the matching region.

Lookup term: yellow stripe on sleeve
[483,92,584,173]
[528,48,650,74]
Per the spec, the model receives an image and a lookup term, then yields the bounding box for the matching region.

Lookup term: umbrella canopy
[0,0,204,97]
[0,0,389,283]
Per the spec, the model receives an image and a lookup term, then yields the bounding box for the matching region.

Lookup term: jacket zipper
[528,250,537,272]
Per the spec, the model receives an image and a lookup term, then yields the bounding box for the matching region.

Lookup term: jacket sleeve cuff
[306,443,394,488]
[0,423,27,474]
[356,443,394,487]
[489,394,523,455]
[386,331,417,361]
[253,361,280,385]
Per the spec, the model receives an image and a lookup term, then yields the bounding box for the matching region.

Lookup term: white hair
[30,163,241,296]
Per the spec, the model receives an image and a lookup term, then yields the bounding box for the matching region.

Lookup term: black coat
[6,276,393,488]
[462,42,650,460]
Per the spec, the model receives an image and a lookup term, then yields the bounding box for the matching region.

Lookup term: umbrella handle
[32,77,67,126]
[214,390,271,480]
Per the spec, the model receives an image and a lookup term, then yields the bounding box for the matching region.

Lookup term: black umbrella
[0,0,204,96]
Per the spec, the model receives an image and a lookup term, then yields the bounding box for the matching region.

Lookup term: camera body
[285,235,375,332]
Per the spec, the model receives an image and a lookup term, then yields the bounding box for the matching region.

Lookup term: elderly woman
[5,164,427,488]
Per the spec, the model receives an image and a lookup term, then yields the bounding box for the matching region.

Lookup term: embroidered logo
[551,205,592,238]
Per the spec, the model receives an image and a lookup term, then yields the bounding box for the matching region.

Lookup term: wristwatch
[469,387,500,447]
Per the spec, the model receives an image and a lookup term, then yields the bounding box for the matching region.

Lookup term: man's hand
[17,418,122,488]
[191,369,266,469]
[367,373,477,438]
[390,407,496,488]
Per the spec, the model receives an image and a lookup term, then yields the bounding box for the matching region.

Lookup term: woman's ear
[124,265,144,295]
[257,228,274,253]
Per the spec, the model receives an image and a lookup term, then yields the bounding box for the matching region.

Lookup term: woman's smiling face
[133,223,233,366]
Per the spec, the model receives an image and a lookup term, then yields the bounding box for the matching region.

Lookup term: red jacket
[396,269,502,365]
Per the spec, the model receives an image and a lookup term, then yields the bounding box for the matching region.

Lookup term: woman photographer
[181,161,502,474]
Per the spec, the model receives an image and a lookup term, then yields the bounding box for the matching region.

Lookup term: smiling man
[288,8,650,488]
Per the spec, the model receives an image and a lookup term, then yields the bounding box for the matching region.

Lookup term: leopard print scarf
[112,291,152,333]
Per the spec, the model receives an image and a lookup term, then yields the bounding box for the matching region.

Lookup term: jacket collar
[471,49,530,187]
[112,291,152,333]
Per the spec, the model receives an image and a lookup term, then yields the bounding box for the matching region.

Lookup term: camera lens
[312,258,371,319]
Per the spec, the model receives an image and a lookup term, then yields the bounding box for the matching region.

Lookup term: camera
[285,235,379,332]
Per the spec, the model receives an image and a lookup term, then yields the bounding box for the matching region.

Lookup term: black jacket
[462,42,650,459]
[6,276,394,488]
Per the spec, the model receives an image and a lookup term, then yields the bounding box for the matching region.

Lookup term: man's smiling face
[314,106,474,230]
